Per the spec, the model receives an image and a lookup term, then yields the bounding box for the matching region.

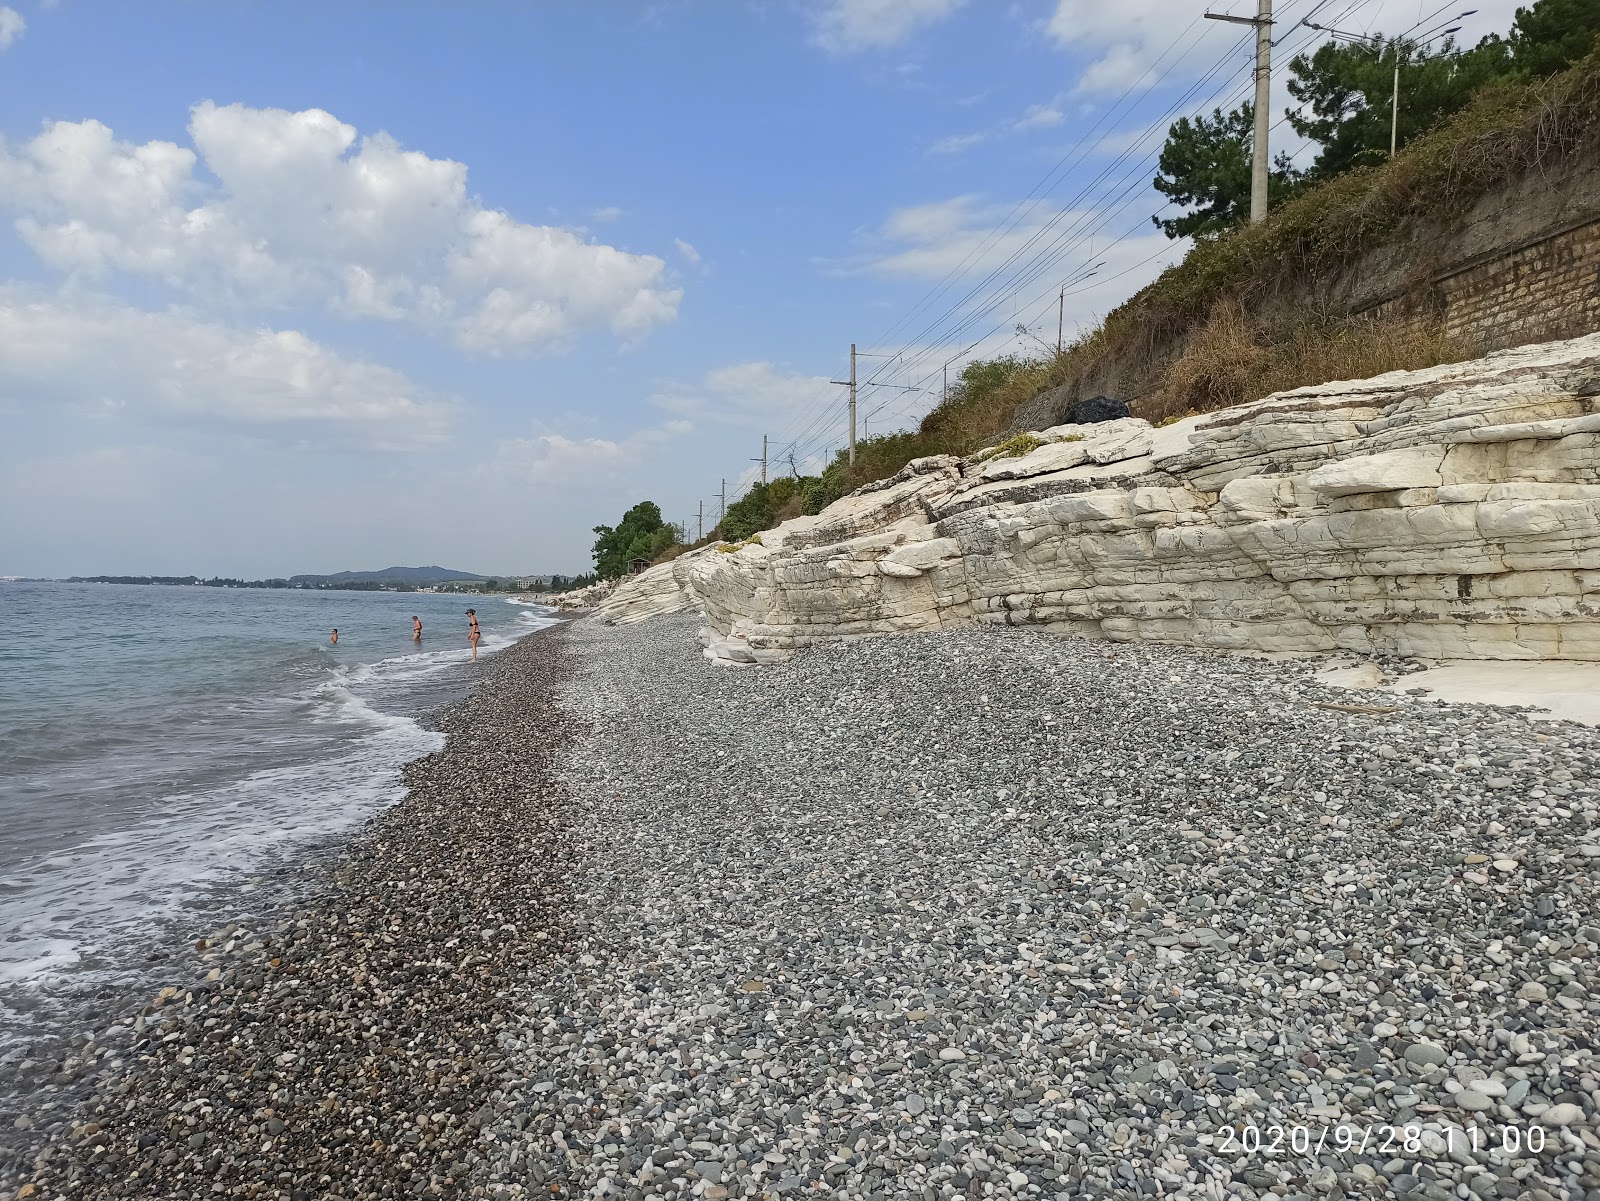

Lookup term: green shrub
[975,433,1043,463]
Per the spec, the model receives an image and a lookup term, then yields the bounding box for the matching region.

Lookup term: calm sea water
[0,581,556,1054]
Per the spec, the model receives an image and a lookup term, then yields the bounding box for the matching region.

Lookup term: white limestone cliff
[594,333,1600,666]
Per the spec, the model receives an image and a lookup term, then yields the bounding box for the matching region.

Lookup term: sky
[0,0,1525,577]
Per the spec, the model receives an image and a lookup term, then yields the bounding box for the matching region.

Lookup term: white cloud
[651,361,833,427]
[483,419,692,486]
[0,103,682,355]
[674,238,702,266]
[810,0,964,53]
[929,131,988,156]
[841,195,1066,279]
[928,97,1067,157]
[0,7,23,50]
[591,205,624,222]
[1011,103,1065,132]
[0,288,452,448]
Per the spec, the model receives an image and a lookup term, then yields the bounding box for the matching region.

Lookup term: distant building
[628,557,651,575]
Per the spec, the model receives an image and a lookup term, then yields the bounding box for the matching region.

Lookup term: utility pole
[1057,287,1065,354]
[697,500,703,543]
[1391,54,1401,156]
[1206,0,1273,224]
[751,434,768,486]
[719,478,726,526]
[849,345,856,466]
[829,343,859,466]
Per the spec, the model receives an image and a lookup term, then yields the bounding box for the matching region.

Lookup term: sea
[0,581,558,1065]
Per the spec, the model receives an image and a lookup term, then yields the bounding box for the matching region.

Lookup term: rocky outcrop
[598,334,1600,665]
[524,580,618,613]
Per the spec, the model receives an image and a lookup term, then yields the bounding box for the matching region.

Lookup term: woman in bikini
[466,609,480,661]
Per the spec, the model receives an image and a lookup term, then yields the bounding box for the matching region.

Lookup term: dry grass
[1138,302,1479,424]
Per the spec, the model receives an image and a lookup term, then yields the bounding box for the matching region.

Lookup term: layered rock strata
[597,334,1600,665]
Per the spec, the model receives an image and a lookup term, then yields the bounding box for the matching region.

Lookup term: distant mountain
[289,565,484,585]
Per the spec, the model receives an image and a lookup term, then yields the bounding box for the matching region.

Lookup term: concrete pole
[1250,0,1273,224]
[848,343,857,466]
[1391,55,1401,157]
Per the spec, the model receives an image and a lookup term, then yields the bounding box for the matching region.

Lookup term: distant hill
[289,566,484,585]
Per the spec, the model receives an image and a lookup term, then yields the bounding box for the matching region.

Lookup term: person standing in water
[330,629,339,645]
[412,615,422,642]
[466,609,480,661]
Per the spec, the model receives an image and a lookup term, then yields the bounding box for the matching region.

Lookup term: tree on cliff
[1285,0,1598,180]
[1285,35,1511,180]
[1151,103,1301,239]
[591,501,674,578]
[1502,0,1600,77]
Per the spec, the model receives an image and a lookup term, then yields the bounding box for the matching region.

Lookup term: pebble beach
[6,615,1600,1200]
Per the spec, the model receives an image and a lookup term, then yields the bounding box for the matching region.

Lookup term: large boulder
[1066,395,1131,424]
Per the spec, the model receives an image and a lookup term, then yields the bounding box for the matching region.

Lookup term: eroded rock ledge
[596,333,1600,666]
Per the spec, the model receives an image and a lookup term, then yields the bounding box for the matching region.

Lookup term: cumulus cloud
[0,7,23,50]
[0,103,682,355]
[0,288,452,448]
[674,238,702,266]
[810,0,964,53]
[651,362,833,428]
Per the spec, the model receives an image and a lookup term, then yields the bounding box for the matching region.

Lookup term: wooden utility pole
[1206,0,1273,224]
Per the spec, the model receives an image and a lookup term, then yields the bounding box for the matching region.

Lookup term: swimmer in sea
[466,608,480,662]
[330,629,339,645]
[412,615,422,642]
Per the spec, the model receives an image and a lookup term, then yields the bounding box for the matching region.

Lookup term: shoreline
[2,621,577,1200]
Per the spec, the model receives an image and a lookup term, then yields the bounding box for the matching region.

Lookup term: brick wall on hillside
[1368,216,1600,351]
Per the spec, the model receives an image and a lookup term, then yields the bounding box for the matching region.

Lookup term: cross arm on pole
[1204,10,1270,25]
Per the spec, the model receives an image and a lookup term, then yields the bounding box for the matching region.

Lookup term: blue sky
[0,0,1523,577]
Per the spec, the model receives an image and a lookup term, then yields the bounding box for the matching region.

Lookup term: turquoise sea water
[0,581,555,1050]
